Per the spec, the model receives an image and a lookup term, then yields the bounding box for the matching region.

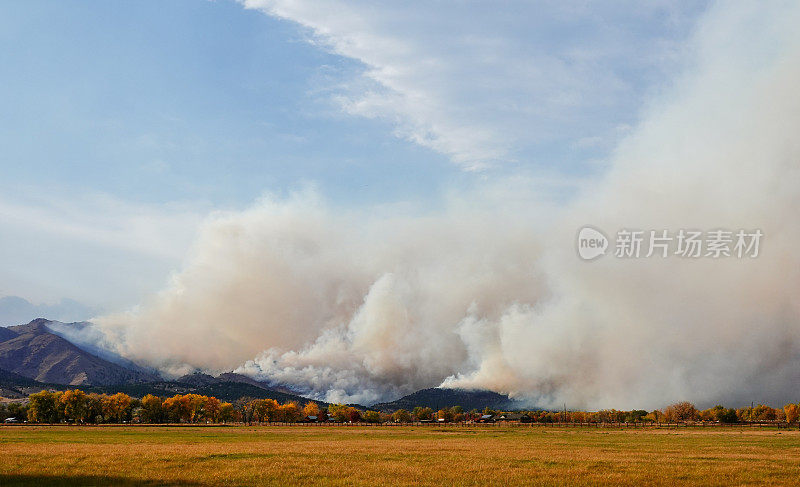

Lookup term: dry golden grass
[1,425,799,486]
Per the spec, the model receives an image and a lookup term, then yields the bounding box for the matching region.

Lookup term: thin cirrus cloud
[0,188,205,309]
[241,0,704,170]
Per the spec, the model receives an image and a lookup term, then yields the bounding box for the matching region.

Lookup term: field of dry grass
[1,424,799,486]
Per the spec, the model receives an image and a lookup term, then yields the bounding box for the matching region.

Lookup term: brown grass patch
[1,425,798,486]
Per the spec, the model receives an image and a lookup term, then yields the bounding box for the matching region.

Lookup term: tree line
[3,390,799,425]
[14,390,238,424]
[9,390,377,424]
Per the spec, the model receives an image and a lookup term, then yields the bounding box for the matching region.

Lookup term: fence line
[4,420,794,428]
[235,420,792,429]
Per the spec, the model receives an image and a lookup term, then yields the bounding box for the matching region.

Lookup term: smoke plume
[96,2,800,409]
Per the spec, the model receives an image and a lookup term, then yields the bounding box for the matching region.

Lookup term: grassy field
[1,425,799,486]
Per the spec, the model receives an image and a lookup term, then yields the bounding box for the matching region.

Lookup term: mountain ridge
[0,319,159,385]
[371,387,523,412]
[1,319,522,411]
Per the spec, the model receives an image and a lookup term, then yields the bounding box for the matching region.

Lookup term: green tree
[624,410,648,422]
[392,409,411,423]
[27,391,59,423]
[413,406,433,420]
[717,408,738,424]
[219,402,236,423]
[327,404,349,422]
[363,410,381,423]
[140,394,163,423]
[85,393,107,423]
[0,402,26,421]
[751,404,777,421]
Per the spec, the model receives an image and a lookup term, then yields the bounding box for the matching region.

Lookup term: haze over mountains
[0,318,514,411]
[0,296,96,326]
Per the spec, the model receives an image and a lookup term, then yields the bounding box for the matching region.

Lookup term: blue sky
[0,0,708,313]
[0,0,451,207]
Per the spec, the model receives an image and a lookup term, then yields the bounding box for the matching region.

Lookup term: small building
[477,414,494,423]
[496,413,529,422]
[4,417,18,423]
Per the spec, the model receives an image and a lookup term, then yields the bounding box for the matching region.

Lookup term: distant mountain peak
[27,317,52,326]
[0,296,96,326]
[12,318,52,333]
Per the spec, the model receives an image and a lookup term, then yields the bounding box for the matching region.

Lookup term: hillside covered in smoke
[86,2,800,409]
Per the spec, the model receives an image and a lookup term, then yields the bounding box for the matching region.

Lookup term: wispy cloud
[0,188,206,308]
[242,0,702,169]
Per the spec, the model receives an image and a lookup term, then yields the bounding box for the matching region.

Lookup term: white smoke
[96,187,553,403]
[96,2,800,409]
